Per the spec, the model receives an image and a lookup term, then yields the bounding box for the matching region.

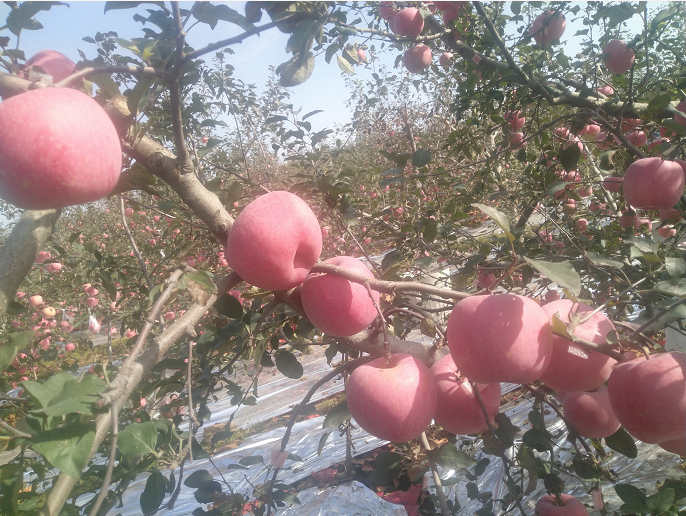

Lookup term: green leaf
[36,374,106,417]
[322,400,351,429]
[140,468,166,515]
[596,3,635,28]
[6,2,66,36]
[272,490,301,505]
[192,4,254,31]
[277,50,315,87]
[647,488,675,513]
[213,294,243,318]
[604,428,637,458]
[197,138,223,159]
[545,181,568,199]
[325,42,339,64]
[427,444,475,470]
[22,372,73,409]
[31,423,96,479]
[558,144,581,173]
[412,149,432,167]
[524,258,581,295]
[654,277,686,295]
[336,54,356,75]
[368,451,402,484]
[648,93,674,115]
[615,484,647,505]
[184,469,213,488]
[494,412,517,447]
[275,350,303,379]
[420,316,436,337]
[317,431,332,457]
[118,422,158,458]
[0,330,34,375]
[586,251,624,269]
[522,428,554,452]
[472,203,514,242]
[528,409,545,431]
[571,456,604,479]
[239,455,264,466]
[666,257,686,277]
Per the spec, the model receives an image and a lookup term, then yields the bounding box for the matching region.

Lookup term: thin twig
[471,381,527,516]
[54,65,172,88]
[630,296,686,340]
[186,339,197,462]
[365,281,391,360]
[420,432,450,516]
[87,406,119,516]
[0,419,31,439]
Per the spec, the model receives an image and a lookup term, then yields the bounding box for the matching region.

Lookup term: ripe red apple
[394,7,424,37]
[594,132,614,150]
[659,437,685,456]
[439,52,453,68]
[535,494,590,516]
[529,10,566,46]
[539,300,617,392]
[378,1,397,21]
[602,39,635,74]
[226,191,322,291]
[582,123,600,137]
[597,85,614,95]
[301,256,379,337]
[20,50,76,83]
[674,99,686,127]
[357,48,366,63]
[658,225,676,238]
[28,295,43,307]
[623,157,685,210]
[648,137,670,153]
[430,354,501,435]
[621,118,642,133]
[0,88,122,209]
[403,44,432,73]
[510,132,526,149]
[625,130,647,147]
[602,177,623,192]
[347,353,436,442]
[562,386,620,438]
[47,263,62,273]
[36,251,51,264]
[505,111,525,131]
[64,342,75,352]
[447,294,553,384]
[607,352,685,443]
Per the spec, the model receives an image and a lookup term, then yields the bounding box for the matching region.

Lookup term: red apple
[430,354,501,435]
[510,132,526,149]
[602,39,635,74]
[535,494,590,516]
[529,10,566,46]
[621,118,642,133]
[658,225,676,238]
[594,132,614,150]
[346,353,437,442]
[582,123,600,137]
[623,157,685,210]
[394,7,424,37]
[607,352,686,443]
[597,85,614,95]
[28,295,43,307]
[301,256,379,337]
[562,386,620,438]
[226,191,322,291]
[539,300,617,392]
[20,50,76,83]
[659,437,685,456]
[439,52,453,68]
[403,44,432,73]
[647,137,670,153]
[602,177,623,192]
[505,111,525,131]
[357,48,366,63]
[625,130,647,147]
[36,251,51,264]
[0,88,122,209]
[378,1,397,21]
[447,294,553,384]
[674,99,686,127]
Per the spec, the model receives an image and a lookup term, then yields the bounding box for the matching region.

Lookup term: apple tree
[0,2,685,515]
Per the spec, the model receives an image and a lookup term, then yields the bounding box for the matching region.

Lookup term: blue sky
[0,1,386,132]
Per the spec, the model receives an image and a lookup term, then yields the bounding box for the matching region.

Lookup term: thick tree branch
[42,273,242,516]
[0,209,61,315]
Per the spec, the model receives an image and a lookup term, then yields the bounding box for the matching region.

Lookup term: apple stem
[365,281,391,362]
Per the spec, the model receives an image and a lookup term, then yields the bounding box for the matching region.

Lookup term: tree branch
[42,273,242,516]
[0,208,61,315]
